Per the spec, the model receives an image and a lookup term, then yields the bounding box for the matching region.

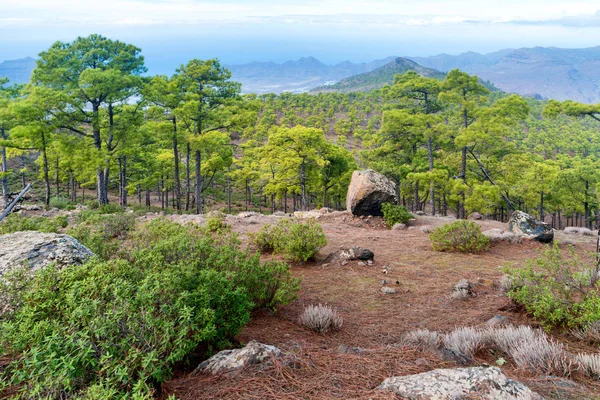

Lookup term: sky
[2,0,600,74]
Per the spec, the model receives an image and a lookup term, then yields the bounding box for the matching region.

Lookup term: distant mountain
[0,57,36,84]
[410,46,600,103]
[227,56,397,94]
[311,57,444,93]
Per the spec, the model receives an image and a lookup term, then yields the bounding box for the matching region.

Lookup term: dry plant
[442,327,487,358]
[401,329,440,351]
[299,304,343,334]
[576,353,600,378]
[510,334,573,376]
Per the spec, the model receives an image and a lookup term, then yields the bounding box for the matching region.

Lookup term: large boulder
[379,366,542,399]
[346,170,396,216]
[0,231,94,277]
[193,341,282,375]
[508,211,553,243]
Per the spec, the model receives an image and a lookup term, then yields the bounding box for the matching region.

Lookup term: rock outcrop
[0,231,94,276]
[379,366,542,399]
[193,341,282,375]
[508,211,553,243]
[346,170,396,216]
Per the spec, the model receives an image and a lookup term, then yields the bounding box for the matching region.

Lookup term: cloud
[505,10,600,27]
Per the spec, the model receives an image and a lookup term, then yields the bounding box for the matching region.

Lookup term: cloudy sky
[2,0,600,72]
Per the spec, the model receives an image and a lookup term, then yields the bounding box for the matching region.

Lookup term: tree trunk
[0,126,9,208]
[41,132,50,208]
[185,143,191,211]
[195,150,203,214]
[300,160,307,211]
[172,118,181,210]
[427,135,435,215]
[55,157,60,197]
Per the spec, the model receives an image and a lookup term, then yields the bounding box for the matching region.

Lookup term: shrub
[576,353,600,378]
[402,329,440,351]
[206,212,228,233]
[429,220,490,253]
[0,259,251,398]
[0,214,68,235]
[443,327,487,358]
[98,203,125,214]
[299,304,343,333]
[510,334,572,375]
[0,218,300,398]
[48,196,75,210]
[381,203,413,227]
[250,218,327,262]
[68,213,137,259]
[129,219,300,311]
[504,243,600,329]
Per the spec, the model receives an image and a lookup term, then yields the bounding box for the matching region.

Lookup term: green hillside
[311,57,445,93]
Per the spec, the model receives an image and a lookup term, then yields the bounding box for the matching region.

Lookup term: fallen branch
[0,183,32,222]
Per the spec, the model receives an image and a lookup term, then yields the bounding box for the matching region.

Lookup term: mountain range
[2,46,600,102]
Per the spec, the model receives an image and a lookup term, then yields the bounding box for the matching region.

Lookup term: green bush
[429,220,490,253]
[49,196,75,210]
[68,213,137,259]
[0,214,68,235]
[381,203,413,227]
[0,218,300,398]
[206,212,228,233]
[505,243,600,329]
[98,203,125,214]
[0,259,251,398]
[250,218,327,262]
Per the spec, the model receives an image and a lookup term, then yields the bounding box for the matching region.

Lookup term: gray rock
[381,287,397,294]
[392,223,407,230]
[415,211,425,216]
[508,211,553,243]
[0,231,94,277]
[346,169,397,216]
[379,366,542,399]
[337,344,364,355]
[468,212,484,220]
[193,341,282,375]
[486,315,510,327]
[357,248,374,261]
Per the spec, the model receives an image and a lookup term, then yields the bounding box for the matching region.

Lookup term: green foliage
[68,213,136,259]
[0,218,300,398]
[250,218,327,262]
[48,196,75,210]
[505,243,600,329]
[205,211,227,232]
[0,214,68,235]
[429,220,490,253]
[381,203,413,227]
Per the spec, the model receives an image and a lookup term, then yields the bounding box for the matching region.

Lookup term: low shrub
[401,329,440,351]
[504,243,600,329]
[68,213,137,259]
[0,214,68,235]
[250,218,327,262]
[0,218,300,398]
[429,220,490,253]
[511,334,573,375]
[443,327,487,358]
[0,259,251,398]
[381,203,413,227]
[49,196,75,210]
[576,354,600,378]
[205,212,228,233]
[299,304,343,333]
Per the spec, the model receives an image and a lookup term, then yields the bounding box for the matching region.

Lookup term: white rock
[379,366,542,399]
[346,169,396,216]
[0,231,94,277]
[193,341,282,375]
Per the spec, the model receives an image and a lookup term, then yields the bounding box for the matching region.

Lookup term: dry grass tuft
[443,327,487,358]
[401,329,440,351]
[571,321,600,345]
[451,279,473,300]
[510,334,573,376]
[299,304,343,334]
[576,353,600,378]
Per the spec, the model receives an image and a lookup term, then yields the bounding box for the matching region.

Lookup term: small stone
[341,260,349,266]
[381,279,388,285]
[321,263,330,268]
[486,315,509,327]
[392,223,406,230]
[415,211,425,216]
[381,287,397,294]
[358,261,366,266]
[419,225,432,233]
[337,344,364,355]
[367,260,373,266]
[193,341,282,376]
